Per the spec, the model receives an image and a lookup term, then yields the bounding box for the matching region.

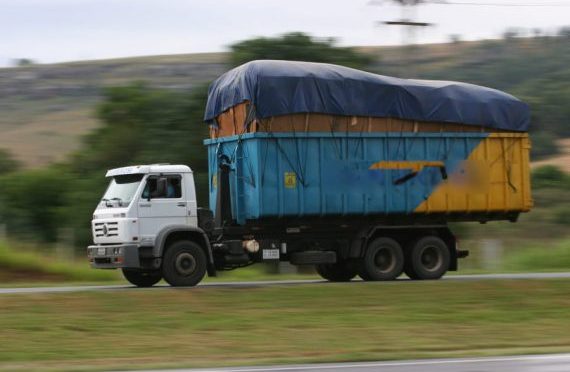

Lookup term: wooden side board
[209,102,498,139]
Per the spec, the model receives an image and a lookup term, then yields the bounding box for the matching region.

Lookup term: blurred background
[0,0,569,283]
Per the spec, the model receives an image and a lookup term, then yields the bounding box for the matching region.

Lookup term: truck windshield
[101,174,144,207]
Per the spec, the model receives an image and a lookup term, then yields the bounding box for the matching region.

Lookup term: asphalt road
[124,354,570,372]
[1,272,570,295]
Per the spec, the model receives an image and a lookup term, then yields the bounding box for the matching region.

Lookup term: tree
[558,27,570,38]
[14,58,35,67]
[0,149,20,175]
[57,84,212,247]
[448,34,462,44]
[229,32,372,69]
[503,28,521,40]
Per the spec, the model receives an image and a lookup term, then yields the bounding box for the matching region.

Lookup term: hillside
[0,36,568,168]
[0,53,226,167]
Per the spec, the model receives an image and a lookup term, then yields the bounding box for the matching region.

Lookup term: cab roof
[105,164,192,177]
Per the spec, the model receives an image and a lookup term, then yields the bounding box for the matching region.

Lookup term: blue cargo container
[198,60,532,282]
[205,131,496,225]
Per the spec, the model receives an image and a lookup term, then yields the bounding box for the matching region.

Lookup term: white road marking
[130,354,570,372]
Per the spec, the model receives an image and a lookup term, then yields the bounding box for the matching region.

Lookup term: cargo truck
[87,60,533,287]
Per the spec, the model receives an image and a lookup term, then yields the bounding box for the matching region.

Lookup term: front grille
[94,221,119,238]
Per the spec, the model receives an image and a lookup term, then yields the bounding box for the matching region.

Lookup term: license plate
[97,247,106,256]
[263,249,280,260]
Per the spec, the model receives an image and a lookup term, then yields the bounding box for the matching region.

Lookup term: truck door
[138,174,188,244]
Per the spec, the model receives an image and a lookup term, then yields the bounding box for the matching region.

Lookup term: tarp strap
[290,118,307,186]
[329,118,343,159]
[260,118,306,187]
[229,105,256,187]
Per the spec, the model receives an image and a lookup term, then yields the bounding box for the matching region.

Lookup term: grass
[0,239,317,286]
[0,279,569,371]
[503,240,570,272]
[205,264,318,282]
[0,240,118,283]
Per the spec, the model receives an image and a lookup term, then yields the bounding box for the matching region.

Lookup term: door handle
[139,203,151,208]
[177,202,186,207]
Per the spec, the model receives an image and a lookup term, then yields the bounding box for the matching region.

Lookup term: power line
[369,0,570,6]
[432,1,570,6]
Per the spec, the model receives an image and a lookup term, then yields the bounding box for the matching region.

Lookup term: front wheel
[162,240,207,287]
[122,268,162,287]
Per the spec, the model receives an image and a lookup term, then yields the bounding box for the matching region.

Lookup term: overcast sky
[0,0,569,67]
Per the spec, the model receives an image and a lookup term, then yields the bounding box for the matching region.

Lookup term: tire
[162,240,207,287]
[315,261,358,282]
[122,268,162,287]
[409,236,450,280]
[360,237,404,281]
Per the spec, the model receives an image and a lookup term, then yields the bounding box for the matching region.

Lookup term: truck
[87,60,532,287]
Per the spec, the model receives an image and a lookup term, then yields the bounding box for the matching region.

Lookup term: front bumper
[87,244,141,269]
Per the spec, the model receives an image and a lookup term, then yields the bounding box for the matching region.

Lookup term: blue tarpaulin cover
[204,60,530,132]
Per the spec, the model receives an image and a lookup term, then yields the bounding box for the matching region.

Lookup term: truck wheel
[360,238,404,281]
[315,261,357,282]
[162,240,207,287]
[122,268,162,287]
[409,236,450,280]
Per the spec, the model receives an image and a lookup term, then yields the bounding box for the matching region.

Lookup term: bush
[504,240,570,272]
[0,149,20,175]
[531,165,569,189]
[529,131,558,159]
[553,207,570,225]
[0,169,71,242]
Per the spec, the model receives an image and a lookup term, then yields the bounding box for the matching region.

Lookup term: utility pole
[370,0,433,77]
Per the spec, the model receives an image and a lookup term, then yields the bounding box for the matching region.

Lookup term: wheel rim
[175,252,197,276]
[374,247,396,273]
[419,245,443,272]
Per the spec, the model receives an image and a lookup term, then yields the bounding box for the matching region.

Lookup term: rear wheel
[162,240,207,287]
[360,237,404,281]
[408,236,450,280]
[315,261,358,282]
[122,268,162,287]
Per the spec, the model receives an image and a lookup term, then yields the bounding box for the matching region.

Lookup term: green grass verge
[503,239,570,272]
[0,241,118,283]
[1,279,570,371]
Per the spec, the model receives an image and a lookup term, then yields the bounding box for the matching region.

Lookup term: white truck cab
[87,164,216,287]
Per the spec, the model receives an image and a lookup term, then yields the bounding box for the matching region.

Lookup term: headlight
[113,247,124,255]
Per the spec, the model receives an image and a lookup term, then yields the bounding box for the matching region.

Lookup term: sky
[0,0,569,67]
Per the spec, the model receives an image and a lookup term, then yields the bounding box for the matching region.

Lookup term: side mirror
[156,177,168,198]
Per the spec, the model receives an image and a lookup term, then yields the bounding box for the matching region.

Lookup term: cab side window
[141,175,182,199]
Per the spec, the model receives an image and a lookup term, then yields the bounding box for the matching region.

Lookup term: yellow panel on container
[415,133,533,214]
